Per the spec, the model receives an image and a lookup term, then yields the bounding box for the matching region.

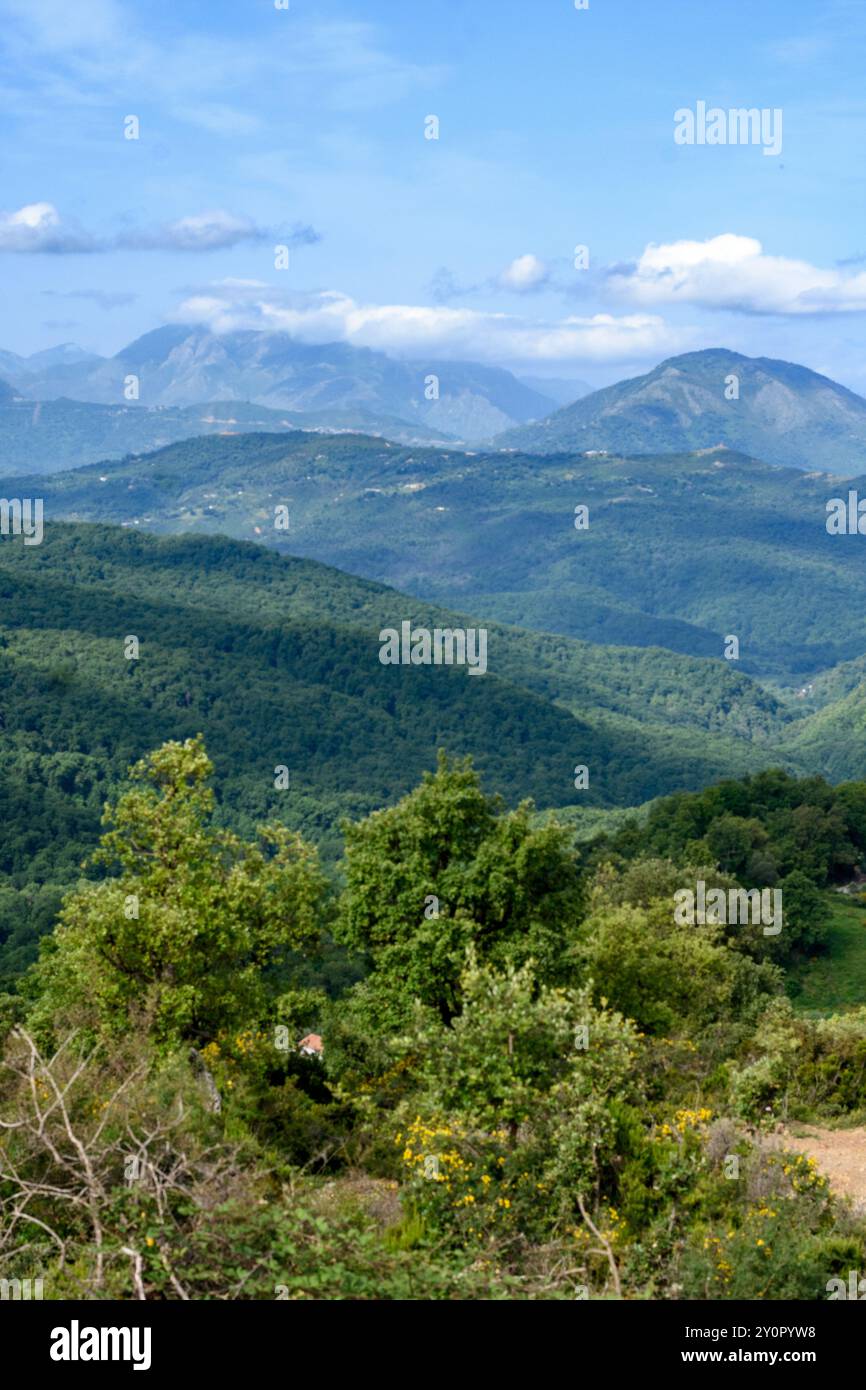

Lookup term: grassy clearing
[788,893,866,1015]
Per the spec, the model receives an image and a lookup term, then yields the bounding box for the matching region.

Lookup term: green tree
[835,781,866,855]
[576,897,780,1035]
[407,952,579,1137]
[778,869,830,954]
[27,737,326,1046]
[706,814,767,878]
[335,752,585,1026]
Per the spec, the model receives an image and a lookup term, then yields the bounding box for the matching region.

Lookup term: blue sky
[1,0,865,389]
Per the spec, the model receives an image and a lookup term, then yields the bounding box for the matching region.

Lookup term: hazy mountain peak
[25,342,97,370]
[5,324,555,445]
[115,323,204,366]
[497,348,866,470]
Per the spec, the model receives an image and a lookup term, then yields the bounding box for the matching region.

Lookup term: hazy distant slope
[497,349,866,473]
[517,375,592,406]
[0,395,453,474]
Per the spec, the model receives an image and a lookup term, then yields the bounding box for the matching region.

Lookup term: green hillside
[0,521,800,841]
[787,894,866,1014]
[0,519,817,980]
[2,508,864,985]
[14,429,866,682]
[788,678,866,780]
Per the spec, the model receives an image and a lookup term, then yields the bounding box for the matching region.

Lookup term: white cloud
[122,212,268,253]
[499,254,549,292]
[767,35,832,64]
[0,203,315,255]
[171,104,263,138]
[171,281,687,366]
[608,233,866,315]
[0,202,96,253]
[43,288,137,309]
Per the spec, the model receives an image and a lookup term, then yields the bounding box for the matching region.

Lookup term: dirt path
[772,1126,866,1209]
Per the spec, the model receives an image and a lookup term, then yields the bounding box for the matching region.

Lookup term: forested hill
[0,521,799,852]
[0,520,811,978]
[14,429,866,682]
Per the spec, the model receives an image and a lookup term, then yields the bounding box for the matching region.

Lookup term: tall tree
[28,737,326,1046]
[336,752,585,1025]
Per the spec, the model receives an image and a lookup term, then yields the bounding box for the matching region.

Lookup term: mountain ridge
[4,338,866,470]
[497,348,866,472]
[0,325,557,446]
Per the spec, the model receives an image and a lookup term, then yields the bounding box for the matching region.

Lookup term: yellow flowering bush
[677,1144,840,1300]
[395,1115,517,1240]
[656,1107,714,1140]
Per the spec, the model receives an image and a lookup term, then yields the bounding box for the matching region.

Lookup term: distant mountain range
[13,429,866,683]
[498,349,866,473]
[0,342,100,378]
[0,326,559,448]
[2,337,864,473]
